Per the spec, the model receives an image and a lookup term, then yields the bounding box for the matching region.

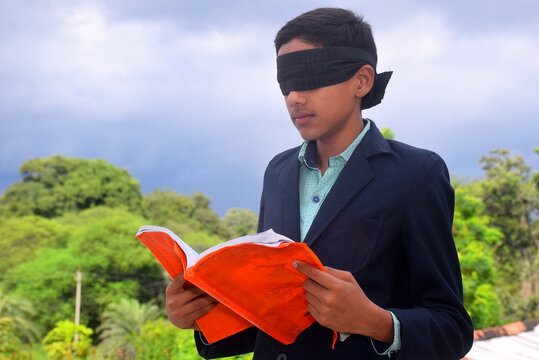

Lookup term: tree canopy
[0,216,70,275]
[4,207,164,332]
[0,155,142,218]
[453,187,503,328]
[458,149,539,323]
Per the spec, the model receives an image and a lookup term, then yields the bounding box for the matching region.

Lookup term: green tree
[190,193,232,239]
[223,208,258,237]
[181,231,224,253]
[533,147,539,186]
[479,149,536,254]
[477,149,539,319]
[380,127,395,140]
[141,190,196,225]
[142,190,232,241]
[97,298,160,358]
[42,320,93,360]
[0,216,70,275]
[453,187,503,329]
[5,207,164,332]
[0,155,142,218]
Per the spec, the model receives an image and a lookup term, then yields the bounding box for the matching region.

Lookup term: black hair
[274,7,378,65]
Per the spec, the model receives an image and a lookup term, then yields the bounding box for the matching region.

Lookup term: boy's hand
[166,272,217,330]
[293,261,393,344]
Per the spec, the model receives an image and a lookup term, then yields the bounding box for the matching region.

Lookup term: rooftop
[463,320,539,360]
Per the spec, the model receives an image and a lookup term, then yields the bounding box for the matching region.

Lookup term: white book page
[136,225,200,268]
[197,229,294,263]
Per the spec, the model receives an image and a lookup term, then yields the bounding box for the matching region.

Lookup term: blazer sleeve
[389,153,473,359]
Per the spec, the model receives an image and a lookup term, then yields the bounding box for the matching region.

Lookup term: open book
[135,225,325,345]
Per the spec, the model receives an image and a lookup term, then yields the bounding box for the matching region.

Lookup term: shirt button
[312,196,320,203]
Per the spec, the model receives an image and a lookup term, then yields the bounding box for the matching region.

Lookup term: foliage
[0,156,142,218]
[5,207,165,332]
[97,298,159,357]
[0,317,21,354]
[130,319,188,360]
[6,247,84,332]
[380,127,395,140]
[142,190,233,241]
[0,215,70,275]
[131,319,252,360]
[223,208,258,237]
[0,289,41,346]
[42,320,93,360]
[181,231,225,253]
[453,187,503,329]
[141,189,196,225]
[98,313,253,360]
[466,284,501,330]
[190,193,233,239]
[478,149,537,256]
[473,149,539,321]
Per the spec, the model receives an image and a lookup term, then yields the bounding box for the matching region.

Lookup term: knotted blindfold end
[276,47,392,110]
[362,70,393,109]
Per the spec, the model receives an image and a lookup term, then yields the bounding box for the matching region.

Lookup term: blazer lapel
[277,150,301,242]
[304,121,390,247]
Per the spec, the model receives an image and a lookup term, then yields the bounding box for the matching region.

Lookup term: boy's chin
[299,134,318,142]
[295,129,319,142]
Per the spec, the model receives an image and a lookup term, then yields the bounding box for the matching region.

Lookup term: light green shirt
[298,120,370,242]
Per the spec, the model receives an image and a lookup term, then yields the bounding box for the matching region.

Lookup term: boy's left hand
[293,260,393,343]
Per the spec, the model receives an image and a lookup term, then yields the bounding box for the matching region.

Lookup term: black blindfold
[277,47,392,109]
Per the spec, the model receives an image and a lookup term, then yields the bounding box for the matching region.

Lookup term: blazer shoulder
[265,145,302,173]
[385,139,448,171]
[378,140,450,193]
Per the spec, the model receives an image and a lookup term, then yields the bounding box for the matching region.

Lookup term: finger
[185,298,218,321]
[172,286,213,309]
[306,303,321,322]
[303,278,326,296]
[166,272,187,295]
[293,261,335,289]
[176,301,217,331]
[168,281,208,305]
[304,290,323,309]
[184,285,208,298]
[167,294,218,329]
[324,266,355,282]
[180,295,218,318]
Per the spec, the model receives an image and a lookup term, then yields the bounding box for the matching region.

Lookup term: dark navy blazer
[196,121,473,359]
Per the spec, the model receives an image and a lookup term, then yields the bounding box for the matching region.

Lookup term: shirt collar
[298,119,371,168]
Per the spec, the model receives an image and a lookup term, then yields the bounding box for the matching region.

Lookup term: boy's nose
[286,90,307,105]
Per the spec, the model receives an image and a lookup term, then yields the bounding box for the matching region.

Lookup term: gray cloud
[1,1,538,215]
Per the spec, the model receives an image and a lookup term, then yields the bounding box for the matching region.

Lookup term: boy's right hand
[166,272,218,330]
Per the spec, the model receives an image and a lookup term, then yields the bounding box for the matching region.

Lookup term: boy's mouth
[293,112,314,125]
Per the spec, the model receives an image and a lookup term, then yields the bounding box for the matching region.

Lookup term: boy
[166,7,474,359]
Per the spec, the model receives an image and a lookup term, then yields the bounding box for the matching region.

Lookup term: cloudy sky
[1,0,538,215]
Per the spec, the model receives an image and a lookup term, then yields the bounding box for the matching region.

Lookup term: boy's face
[277,38,372,144]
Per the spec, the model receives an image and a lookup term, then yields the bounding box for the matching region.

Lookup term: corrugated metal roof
[463,320,539,360]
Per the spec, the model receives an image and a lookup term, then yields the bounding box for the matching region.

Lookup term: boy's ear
[353,65,375,98]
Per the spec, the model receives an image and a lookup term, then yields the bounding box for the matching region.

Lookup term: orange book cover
[135,226,325,345]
